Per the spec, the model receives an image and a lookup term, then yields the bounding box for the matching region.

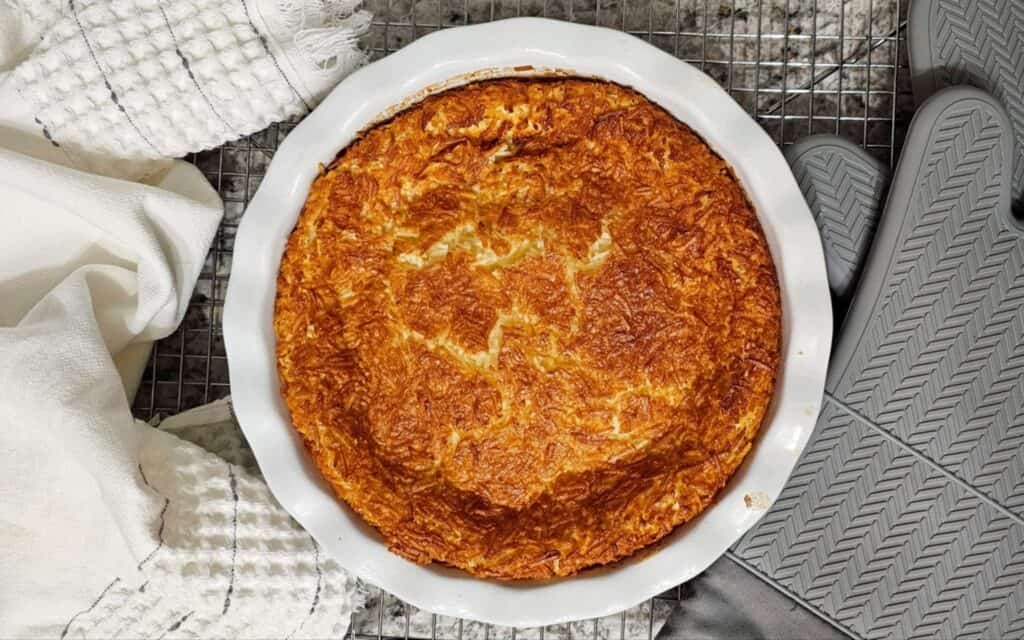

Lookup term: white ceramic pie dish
[224,17,832,627]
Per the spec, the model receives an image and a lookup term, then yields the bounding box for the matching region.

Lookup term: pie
[274,77,781,580]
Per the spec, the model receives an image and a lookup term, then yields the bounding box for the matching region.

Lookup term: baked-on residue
[275,78,781,580]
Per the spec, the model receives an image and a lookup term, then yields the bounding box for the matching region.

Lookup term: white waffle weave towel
[0,0,370,178]
[0,1,367,637]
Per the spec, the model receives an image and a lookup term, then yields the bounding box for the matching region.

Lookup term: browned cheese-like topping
[275,78,781,580]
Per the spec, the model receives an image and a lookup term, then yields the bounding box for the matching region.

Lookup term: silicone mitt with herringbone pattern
[784,135,890,319]
[732,87,1024,639]
[909,0,1024,215]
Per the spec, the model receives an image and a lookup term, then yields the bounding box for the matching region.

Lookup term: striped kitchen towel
[0,0,370,179]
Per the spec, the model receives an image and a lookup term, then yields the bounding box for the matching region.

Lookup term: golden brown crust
[274,78,781,580]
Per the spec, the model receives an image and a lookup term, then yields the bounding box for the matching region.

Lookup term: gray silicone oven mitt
[909,0,1024,217]
[785,135,889,322]
[727,86,1024,639]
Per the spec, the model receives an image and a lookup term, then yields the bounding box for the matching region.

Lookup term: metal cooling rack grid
[132,1,914,638]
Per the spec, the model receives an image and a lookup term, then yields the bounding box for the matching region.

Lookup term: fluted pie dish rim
[224,17,831,627]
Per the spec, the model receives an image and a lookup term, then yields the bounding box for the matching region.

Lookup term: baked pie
[274,78,781,580]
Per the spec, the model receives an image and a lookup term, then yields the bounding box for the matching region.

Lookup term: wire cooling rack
[132,1,914,638]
